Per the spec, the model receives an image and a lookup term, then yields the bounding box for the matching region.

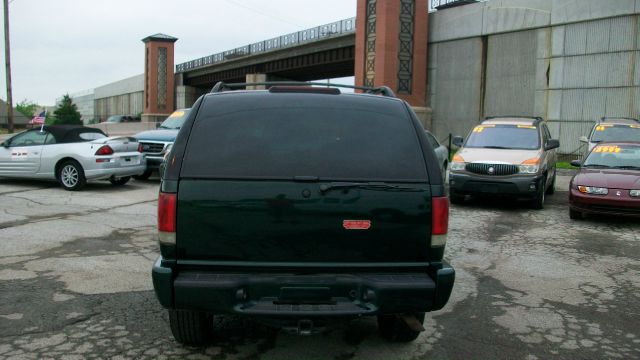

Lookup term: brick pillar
[142,34,178,123]
[355,0,428,107]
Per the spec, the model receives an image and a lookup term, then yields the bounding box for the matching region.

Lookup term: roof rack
[210,81,396,98]
[484,116,544,126]
[600,117,640,123]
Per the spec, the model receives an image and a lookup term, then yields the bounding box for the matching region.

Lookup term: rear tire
[546,172,556,195]
[56,160,86,191]
[531,178,546,210]
[109,176,131,186]
[133,170,152,181]
[168,310,213,346]
[377,313,425,342]
[569,208,583,220]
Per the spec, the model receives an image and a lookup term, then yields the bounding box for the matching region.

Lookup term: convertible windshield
[584,144,640,168]
[159,109,190,129]
[465,124,540,150]
[591,124,640,143]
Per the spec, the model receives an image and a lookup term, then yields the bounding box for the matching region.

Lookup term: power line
[221,0,302,28]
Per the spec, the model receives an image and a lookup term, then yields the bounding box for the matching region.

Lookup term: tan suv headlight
[450,154,466,171]
[518,158,540,174]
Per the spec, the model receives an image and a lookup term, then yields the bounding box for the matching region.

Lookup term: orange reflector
[521,158,540,165]
[452,154,465,162]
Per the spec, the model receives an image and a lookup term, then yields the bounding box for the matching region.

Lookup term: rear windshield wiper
[481,146,511,149]
[319,182,426,194]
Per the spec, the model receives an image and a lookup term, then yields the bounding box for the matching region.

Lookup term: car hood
[133,129,179,142]
[572,169,640,189]
[458,148,541,164]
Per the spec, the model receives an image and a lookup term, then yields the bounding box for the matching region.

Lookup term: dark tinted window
[465,124,540,150]
[181,94,427,181]
[591,124,640,143]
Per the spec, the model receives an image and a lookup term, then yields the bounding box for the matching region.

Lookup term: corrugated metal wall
[549,15,640,154]
[94,92,144,122]
[484,30,538,117]
[428,38,484,142]
[428,14,640,155]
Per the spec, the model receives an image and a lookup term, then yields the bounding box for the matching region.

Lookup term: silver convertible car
[0,125,146,190]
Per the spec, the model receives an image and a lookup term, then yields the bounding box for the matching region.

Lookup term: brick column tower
[355,0,428,107]
[142,34,178,123]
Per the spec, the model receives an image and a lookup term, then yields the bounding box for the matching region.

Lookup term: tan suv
[449,116,560,209]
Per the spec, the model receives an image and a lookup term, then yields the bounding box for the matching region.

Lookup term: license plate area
[274,287,335,305]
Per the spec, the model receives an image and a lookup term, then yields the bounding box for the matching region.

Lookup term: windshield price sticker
[594,145,621,153]
[473,125,495,133]
[169,111,185,118]
[595,125,614,131]
[517,125,536,129]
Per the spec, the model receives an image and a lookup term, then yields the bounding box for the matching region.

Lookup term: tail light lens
[95,145,114,156]
[431,197,449,247]
[158,192,177,245]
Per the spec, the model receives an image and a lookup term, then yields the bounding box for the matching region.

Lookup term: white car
[0,125,146,190]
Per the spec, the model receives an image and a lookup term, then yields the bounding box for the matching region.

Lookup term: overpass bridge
[175,18,356,89]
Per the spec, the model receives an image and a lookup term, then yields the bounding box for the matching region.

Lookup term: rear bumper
[144,156,164,171]
[84,163,147,180]
[152,257,455,317]
[450,172,543,198]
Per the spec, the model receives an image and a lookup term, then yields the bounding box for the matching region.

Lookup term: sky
[0,0,357,106]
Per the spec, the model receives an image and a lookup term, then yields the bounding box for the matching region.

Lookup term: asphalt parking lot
[0,174,639,359]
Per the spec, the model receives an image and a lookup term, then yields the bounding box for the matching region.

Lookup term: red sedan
[569,142,640,219]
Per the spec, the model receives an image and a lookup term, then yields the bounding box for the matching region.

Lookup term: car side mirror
[579,136,588,143]
[545,139,560,150]
[1,140,8,148]
[452,136,464,147]
[570,160,581,167]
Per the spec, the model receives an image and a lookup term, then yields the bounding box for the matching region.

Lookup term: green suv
[152,82,455,346]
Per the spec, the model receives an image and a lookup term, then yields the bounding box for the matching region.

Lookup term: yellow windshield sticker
[169,111,185,118]
[517,125,536,129]
[594,145,621,153]
[631,125,640,129]
[473,125,495,133]
[595,125,614,131]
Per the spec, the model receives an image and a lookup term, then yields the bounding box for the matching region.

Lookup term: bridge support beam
[355,0,428,107]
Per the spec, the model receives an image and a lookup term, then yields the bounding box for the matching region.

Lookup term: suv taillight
[431,197,449,247]
[158,192,177,245]
[95,145,114,156]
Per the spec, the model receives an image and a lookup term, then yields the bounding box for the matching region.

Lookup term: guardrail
[176,17,356,73]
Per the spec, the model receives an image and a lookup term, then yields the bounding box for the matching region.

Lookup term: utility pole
[3,0,13,133]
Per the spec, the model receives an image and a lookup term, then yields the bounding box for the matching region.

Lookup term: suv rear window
[465,124,540,150]
[181,94,427,181]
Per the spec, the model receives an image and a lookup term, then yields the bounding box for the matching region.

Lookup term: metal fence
[176,17,356,73]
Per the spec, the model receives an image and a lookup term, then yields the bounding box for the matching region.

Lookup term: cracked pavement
[0,175,638,359]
